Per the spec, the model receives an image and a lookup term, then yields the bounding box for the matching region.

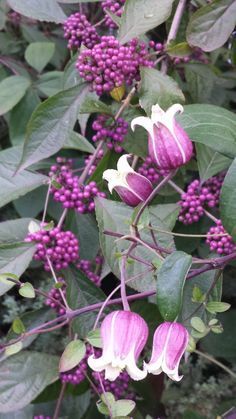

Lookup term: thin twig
[53,382,67,419]
[194,349,236,379]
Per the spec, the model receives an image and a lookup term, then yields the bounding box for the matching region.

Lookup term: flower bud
[144,322,189,381]
[88,310,148,381]
[131,104,193,170]
[103,154,153,206]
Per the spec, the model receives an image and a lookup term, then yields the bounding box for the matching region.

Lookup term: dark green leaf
[8,0,66,23]
[18,83,89,171]
[123,126,148,158]
[80,97,113,115]
[0,147,48,208]
[156,251,192,321]
[196,143,232,181]
[9,89,40,146]
[0,351,59,413]
[177,104,236,158]
[66,212,99,260]
[0,218,33,244]
[167,41,192,57]
[187,0,236,52]
[25,42,55,72]
[220,158,236,240]
[0,76,31,115]
[139,67,185,115]
[118,0,175,44]
[66,267,106,338]
[37,71,63,97]
[185,64,218,104]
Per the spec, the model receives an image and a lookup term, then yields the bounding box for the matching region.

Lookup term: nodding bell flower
[103,154,153,206]
[88,310,148,381]
[144,322,189,381]
[131,104,193,170]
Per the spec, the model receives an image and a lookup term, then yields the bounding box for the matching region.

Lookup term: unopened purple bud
[131,104,193,170]
[144,322,188,381]
[103,154,153,206]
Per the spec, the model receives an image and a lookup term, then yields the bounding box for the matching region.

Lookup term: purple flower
[131,104,193,170]
[88,310,148,381]
[144,322,189,381]
[103,154,153,206]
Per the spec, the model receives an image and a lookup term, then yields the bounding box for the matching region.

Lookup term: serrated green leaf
[118,0,175,44]
[139,67,185,116]
[19,282,35,299]
[187,0,236,52]
[156,251,192,321]
[59,340,86,373]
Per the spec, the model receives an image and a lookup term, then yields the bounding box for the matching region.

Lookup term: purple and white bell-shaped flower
[103,154,153,206]
[88,310,148,381]
[131,104,193,170]
[144,322,189,381]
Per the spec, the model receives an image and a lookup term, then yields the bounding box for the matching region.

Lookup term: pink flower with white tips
[103,154,153,206]
[144,322,189,381]
[88,310,148,381]
[131,104,193,170]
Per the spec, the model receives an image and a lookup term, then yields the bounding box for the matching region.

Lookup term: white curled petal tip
[166,103,184,120]
[131,116,154,136]
[102,169,119,193]
[117,154,133,173]
[104,365,121,381]
[87,354,108,372]
[126,358,147,381]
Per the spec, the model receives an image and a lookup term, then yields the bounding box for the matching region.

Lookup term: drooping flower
[144,322,188,381]
[103,154,153,206]
[131,104,193,170]
[88,310,148,381]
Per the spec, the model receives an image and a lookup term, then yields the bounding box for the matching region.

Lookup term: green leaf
[118,0,175,44]
[12,317,26,334]
[113,400,136,417]
[206,301,231,314]
[19,282,35,299]
[0,76,31,116]
[8,0,66,23]
[0,147,48,208]
[66,211,99,260]
[0,351,59,413]
[0,218,34,245]
[25,42,55,72]
[166,41,192,57]
[191,316,206,333]
[97,393,116,415]
[9,89,40,146]
[64,131,95,153]
[184,64,217,104]
[220,158,236,240]
[196,143,232,182]
[80,97,113,115]
[186,0,236,52]
[0,244,36,296]
[123,126,148,158]
[192,285,205,303]
[156,251,192,321]
[86,329,102,348]
[66,267,106,338]
[18,83,89,171]
[59,340,86,372]
[139,67,185,116]
[177,104,236,158]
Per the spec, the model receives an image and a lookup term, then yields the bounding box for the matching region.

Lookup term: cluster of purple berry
[92,370,135,400]
[101,0,125,28]
[45,279,66,315]
[92,115,128,153]
[63,12,99,50]
[25,226,79,271]
[138,156,169,184]
[76,35,153,95]
[206,220,236,255]
[49,158,105,213]
[178,174,224,225]
[84,149,104,176]
[149,40,164,52]
[77,256,103,286]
